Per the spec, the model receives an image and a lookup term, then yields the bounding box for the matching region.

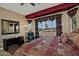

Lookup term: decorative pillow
[61,33,69,45]
[69,32,78,37]
[69,32,78,42]
[75,28,79,33]
[74,34,79,48]
[59,33,65,42]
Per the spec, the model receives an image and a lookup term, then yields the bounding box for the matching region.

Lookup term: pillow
[59,33,65,42]
[74,34,79,48]
[61,33,69,45]
[75,28,79,33]
[69,32,78,37]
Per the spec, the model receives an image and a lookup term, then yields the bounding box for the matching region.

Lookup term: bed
[14,36,58,56]
[14,34,79,56]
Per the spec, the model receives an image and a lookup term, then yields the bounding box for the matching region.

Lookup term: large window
[36,14,62,36]
[38,22,42,29]
[38,18,56,31]
[47,19,56,29]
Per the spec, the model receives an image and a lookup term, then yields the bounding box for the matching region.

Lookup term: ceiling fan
[21,3,36,6]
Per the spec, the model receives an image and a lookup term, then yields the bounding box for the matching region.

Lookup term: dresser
[3,36,24,51]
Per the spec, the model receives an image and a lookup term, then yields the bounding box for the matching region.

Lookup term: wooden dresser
[3,36,24,51]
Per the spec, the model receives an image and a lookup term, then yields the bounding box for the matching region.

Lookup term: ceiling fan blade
[20,3,35,6]
[30,3,35,6]
[21,3,24,6]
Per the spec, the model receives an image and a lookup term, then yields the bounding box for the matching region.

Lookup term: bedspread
[14,36,58,56]
[14,36,79,56]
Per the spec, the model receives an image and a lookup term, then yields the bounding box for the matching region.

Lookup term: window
[36,14,62,36]
[46,20,52,28]
[41,21,46,29]
[38,18,56,31]
[38,22,42,29]
[52,19,56,28]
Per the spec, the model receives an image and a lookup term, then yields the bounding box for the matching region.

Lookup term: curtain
[38,17,56,30]
[27,20,32,30]
[38,22,42,29]
[46,20,53,28]
[52,19,56,28]
[56,14,62,36]
[37,14,62,34]
[67,8,78,31]
[41,21,46,29]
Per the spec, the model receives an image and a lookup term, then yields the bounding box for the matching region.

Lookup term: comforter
[14,36,79,56]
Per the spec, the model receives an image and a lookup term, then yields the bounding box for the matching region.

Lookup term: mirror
[1,19,20,35]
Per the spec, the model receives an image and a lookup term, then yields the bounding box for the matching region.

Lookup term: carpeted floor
[0,44,21,56]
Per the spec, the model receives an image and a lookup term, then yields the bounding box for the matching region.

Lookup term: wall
[0,7,26,48]
[28,5,79,36]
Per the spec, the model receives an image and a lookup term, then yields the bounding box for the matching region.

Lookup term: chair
[27,32,34,42]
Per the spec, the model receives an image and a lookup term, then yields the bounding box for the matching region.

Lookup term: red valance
[25,3,79,19]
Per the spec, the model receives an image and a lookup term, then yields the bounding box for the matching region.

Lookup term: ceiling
[0,3,61,15]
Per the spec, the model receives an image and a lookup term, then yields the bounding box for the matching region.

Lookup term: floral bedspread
[14,36,79,56]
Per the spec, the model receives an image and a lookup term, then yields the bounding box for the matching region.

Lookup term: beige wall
[0,7,26,48]
[62,11,71,34]
[28,5,79,36]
